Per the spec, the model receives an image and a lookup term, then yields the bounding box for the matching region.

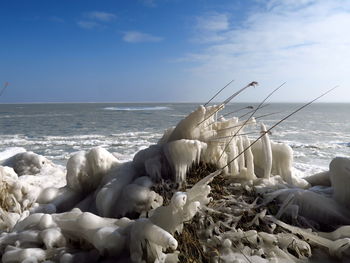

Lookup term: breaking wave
[0,131,163,163]
[103,106,171,111]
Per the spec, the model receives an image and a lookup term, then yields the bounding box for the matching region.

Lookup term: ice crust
[0,104,350,262]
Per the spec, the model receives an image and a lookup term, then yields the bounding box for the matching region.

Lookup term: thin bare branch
[238,104,270,119]
[197,82,258,127]
[222,86,337,170]
[254,111,284,120]
[214,110,282,134]
[221,105,254,119]
[222,81,258,105]
[204,79,235,107]
[209,131,260,142]
[216,119,256,133]
[204,105,254,129]
[218,82,286,161]
[0,82,9,97]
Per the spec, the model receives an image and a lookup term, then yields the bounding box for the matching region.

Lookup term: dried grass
[0,179,14,212]
[151,161,292,261]
[175,161,218,263]
[175,218,210,263]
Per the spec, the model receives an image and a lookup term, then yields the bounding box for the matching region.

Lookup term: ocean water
[0,102,349,176]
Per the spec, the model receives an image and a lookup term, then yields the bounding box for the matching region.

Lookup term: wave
[294,162,328,176]
[0,131,163,163]
[280,140,344,150]
[337,142,350,147]
[103,106,171,111]
[0,113,73,119]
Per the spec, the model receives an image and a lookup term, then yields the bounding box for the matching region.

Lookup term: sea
[0,103,349,176]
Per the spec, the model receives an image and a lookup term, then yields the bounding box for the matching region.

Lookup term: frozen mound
[0,150,66,232]
[2,151,51,176]
[0,172,218,263]
[0,147,26,163]
[1,102,350,262]
[66,147,121,193]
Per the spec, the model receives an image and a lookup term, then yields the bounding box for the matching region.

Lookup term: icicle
[163,139,207,184]
[228,142,239,176]
[237,136,245,172]
[243,135,256,180]
[261,123,272,179]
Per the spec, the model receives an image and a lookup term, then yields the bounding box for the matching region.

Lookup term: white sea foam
[294,162,328,176]
[103,106,171,111]
[0,113,72,119]
[0,131,164,164]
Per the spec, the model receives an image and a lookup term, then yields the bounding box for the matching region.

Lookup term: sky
[0,0,349,103]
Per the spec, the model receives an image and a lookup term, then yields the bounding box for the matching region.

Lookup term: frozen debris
[0,171,216,262]
[1,96,349,262]
[267,216,350,258]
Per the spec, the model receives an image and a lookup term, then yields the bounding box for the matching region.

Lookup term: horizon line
[0,101,349,105]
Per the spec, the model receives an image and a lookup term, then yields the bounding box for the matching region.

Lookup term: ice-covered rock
[114,177,163,217]
[0,171,217,262]
[330,157,350,208]
[0,147,26,163]
[66,147,120,193]
[133,144,164,181]
[95,162,137,217]
[2,151,50,176]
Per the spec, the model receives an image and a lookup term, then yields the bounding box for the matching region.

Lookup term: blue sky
[0,0,349,103]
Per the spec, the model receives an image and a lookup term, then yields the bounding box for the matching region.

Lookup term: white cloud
[192,13,230,43]
[123,31,163,43]
[184,0,350,102]
[85,11,116,22]
[77,20,99,29]
[196,13,229,32]
[77,11,116,30]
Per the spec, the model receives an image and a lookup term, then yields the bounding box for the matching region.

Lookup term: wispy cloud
[85,11,116,22]
[123,31,163,43]
[185,0,350,101]
[196,13,229,32]
[192,13,230,43]
[77,20,100,29]
[77,11,116,30]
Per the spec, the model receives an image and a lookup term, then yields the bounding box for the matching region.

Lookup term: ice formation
[1,102,350,262]
[3,151,53,176]
[66,147,121,193]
